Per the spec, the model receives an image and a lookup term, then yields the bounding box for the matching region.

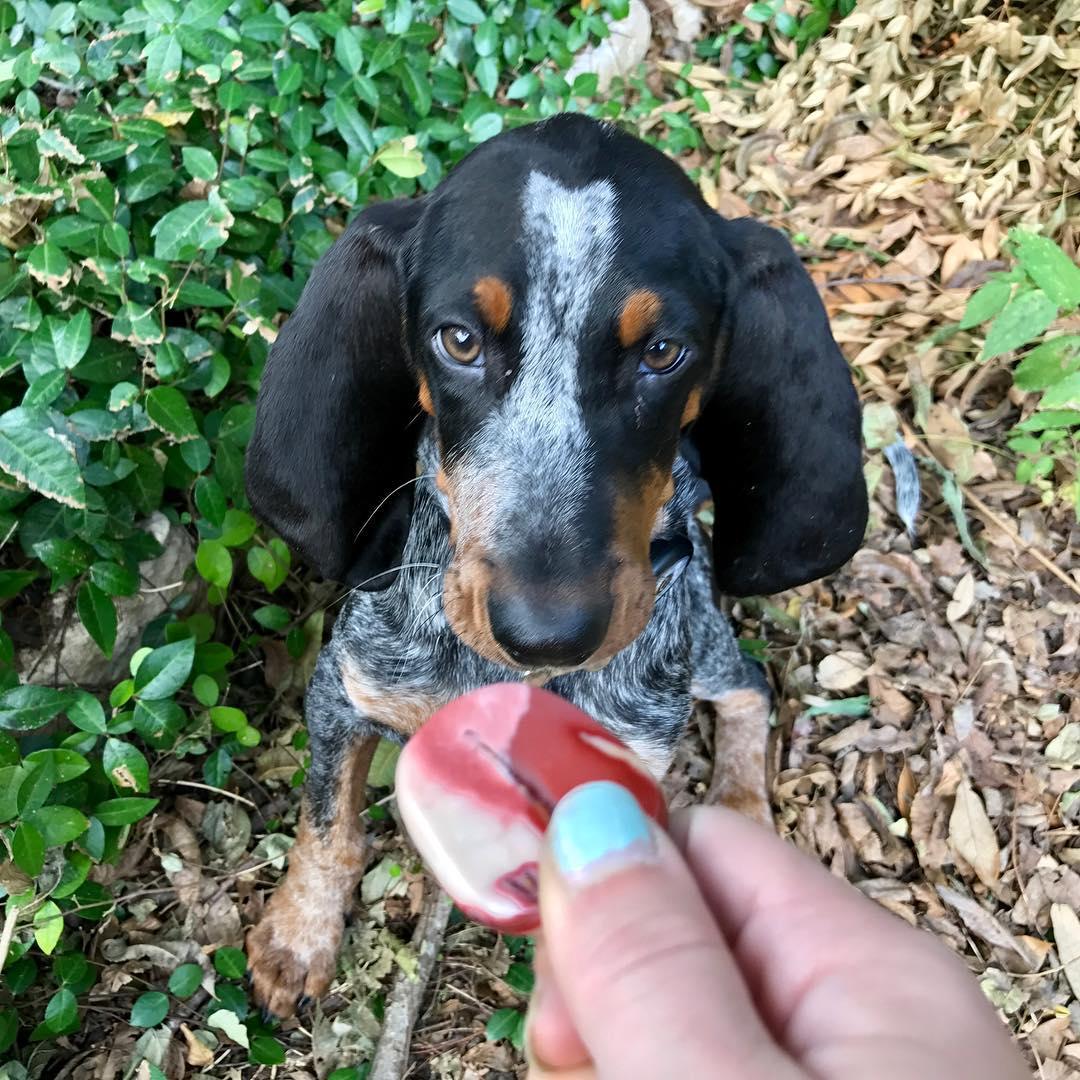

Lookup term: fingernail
[549,781,657,885]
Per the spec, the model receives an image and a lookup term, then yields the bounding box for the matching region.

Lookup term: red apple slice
[395,682,666,933]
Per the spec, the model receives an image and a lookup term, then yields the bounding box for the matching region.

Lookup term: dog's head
[246,115,867,672]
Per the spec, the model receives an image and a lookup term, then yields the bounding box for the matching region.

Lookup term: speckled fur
[304,427,764,829]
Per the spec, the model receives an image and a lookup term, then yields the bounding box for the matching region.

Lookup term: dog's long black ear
[246,198,425,587]
[691,216,868,596]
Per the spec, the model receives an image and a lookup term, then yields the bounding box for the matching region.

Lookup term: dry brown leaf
[946,572,976,623]
[896,760,916,819]
[180,1024,215,1068]
[816,651,870,691]
[1052,903,1080,1000]
[948,778,1000,887]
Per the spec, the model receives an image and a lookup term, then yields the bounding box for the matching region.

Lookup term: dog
[243,113,867,1016]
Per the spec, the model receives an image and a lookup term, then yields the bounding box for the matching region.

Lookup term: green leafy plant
[695,0,856,82]
[957,229,1080,516]
[0,0,641,1066]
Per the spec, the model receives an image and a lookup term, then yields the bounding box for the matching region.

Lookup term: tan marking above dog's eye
[437,326,482,365]
[643,339,684,373]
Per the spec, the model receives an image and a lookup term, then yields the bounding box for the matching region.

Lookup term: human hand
[526,781,1028,1080]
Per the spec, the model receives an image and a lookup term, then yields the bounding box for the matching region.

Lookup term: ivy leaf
[196,539,233,588]
[169,963,204,998]
[375,139,426,178]
[0,685,73,729]
[77,580,117,658]
[44,988,78,1033]
[134,637,196,700]
[249,1035,286,1064]
[0,414,86,509]
[13,821,45,876]
[152,200,229,261]
[34,901,65,955]
[130,991,170,1027]
[447,0,486,22]
[27,805,90,846]
[485,1006,524,1044]
[50,309,92,369]
[103,737,150,792]
[93,796,159,826]
[213,946,247,978]
[145,386,200,441]
[207,1007,249,1048]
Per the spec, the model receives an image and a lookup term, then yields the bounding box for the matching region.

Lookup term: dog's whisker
[351,473,436,545]
[343,561,442,598]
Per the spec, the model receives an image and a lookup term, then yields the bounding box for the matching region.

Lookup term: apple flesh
[395,682,666,933]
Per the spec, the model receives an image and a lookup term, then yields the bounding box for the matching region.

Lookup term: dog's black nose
[487,590,612,669]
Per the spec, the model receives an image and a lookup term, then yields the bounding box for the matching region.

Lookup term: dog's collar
[650,532,693,595]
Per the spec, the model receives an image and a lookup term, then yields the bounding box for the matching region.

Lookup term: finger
[526,941,590,1072]
[539,781,802,1080]
[670,806,1027,1076]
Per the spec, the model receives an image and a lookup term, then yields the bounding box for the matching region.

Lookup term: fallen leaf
[946,572,976,622]
[1047,724,1080,768]
[207,1008,249,1049]
[180,1023,215,1067]
[949,778,1000,887]
[817,651,871,691]
[1051,903,1080,1000]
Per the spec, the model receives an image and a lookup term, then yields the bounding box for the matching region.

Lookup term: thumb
[534,781,800,1080]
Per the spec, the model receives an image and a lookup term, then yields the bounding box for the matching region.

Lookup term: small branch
[368,885,454,1080]
[157,778,258,809]
[0,903,18,973]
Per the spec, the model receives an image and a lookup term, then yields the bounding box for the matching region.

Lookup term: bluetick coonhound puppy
[243,113,867,1015]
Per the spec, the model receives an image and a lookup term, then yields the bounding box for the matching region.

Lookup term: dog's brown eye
[642,339,685,373]
[437,326,482,365]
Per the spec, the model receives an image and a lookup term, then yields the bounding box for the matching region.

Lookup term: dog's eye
[642,339,686,374]
[435,326,483,365]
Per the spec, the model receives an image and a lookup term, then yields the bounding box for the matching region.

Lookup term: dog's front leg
[247,697,378,1018]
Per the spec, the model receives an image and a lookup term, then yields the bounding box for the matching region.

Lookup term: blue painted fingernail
[549,781,657,883]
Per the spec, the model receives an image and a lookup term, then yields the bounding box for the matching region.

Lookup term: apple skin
[395,682,666,933]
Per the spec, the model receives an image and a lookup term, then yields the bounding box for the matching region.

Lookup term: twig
[157,778,258,808]
[0,903,18,973]
[368,885,454,1080]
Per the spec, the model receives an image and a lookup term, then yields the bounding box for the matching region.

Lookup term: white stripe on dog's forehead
[455,173,620,546]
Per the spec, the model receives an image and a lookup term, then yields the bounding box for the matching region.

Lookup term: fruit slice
[395,682,665,933]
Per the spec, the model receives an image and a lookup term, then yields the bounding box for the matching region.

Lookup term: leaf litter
[54,0,1080,1076]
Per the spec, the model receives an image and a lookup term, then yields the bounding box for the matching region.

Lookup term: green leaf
[24,749,89,783]
[209,706,246,733]
[250,1034,286,1065]
[24,369,69,408]
[335,27,365,74]
[0,417,86,508]
[0,1008,17,1055]
[152,200,229,261]
[13,821,45,876]
[134,637,196,700]
[0,569,37,599]
[375,139,426,178]
[45,987,78,1032]
[958,277,1012,330]
[90,560,139,596]
[485,1006,524,1043]
[207,1007,249,1048]
[219,508,257,547]
[34,901,64,955]
[1014,335,1080,391]
[253,604,290,631]
[26,241,71,288]
[145,386,200,441]
[78,580,117,658]
[182,145,218,180]
[1009,229,1080,310]
[1042,371,1080,409]
[333,99,375,156]
[193,673,220,706]
[0,685,72,730]
[213,946,247,978]
[103,737,150,792]
[447,0,485,22]
[981,288,1059,360]
[93,796,159,826]
[196,539,233,588]
[51,309,92,369]
[68,690,107,734]
[130,990,169,1028]
[368,738,401,787]
[506,72,539,99]
[169,963,203,997]
[27,805,90,846]
[504,960,535,994]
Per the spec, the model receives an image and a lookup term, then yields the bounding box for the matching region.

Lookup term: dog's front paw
[247,886,345,1017]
